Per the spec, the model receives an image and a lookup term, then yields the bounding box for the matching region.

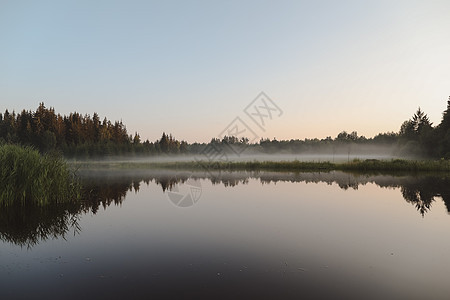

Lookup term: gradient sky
[1,0,450,142]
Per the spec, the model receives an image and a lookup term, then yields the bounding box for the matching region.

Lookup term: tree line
[1,98,450,158]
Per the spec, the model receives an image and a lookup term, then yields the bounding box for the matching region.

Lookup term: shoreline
[71,158,450,173]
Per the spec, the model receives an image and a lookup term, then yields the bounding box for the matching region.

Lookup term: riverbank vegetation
[73,158,450,173]
[0,144,81,207]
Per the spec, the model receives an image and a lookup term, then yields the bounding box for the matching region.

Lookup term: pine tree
[159,132,169,153]
[439,96,450,132]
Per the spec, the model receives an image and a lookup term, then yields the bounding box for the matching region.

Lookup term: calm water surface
[1,170,450,299]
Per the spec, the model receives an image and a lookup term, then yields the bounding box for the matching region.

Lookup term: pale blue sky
[1,0,449,142]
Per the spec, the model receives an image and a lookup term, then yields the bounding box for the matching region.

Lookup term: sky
[1,0,450,143]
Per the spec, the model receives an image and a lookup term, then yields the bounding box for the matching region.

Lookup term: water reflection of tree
[399,176,450,217]
[3,170,450,247]
[82,181,129,214]
[0,203,81,248]
[109,170,450,217]
[0,177,141,248]
[79,170,450,218]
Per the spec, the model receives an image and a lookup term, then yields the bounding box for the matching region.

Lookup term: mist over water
[69,144,400,164]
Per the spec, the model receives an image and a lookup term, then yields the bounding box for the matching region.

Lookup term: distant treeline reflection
[80,169,450,218]
[2,170,449,247]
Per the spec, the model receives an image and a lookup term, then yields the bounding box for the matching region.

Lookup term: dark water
[1,170,450,299]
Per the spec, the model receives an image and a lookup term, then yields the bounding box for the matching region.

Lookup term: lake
[1,169,450,299]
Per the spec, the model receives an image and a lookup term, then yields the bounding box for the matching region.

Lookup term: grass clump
[0,144,81,207]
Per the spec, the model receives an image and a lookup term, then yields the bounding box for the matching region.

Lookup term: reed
[0,144,81,207]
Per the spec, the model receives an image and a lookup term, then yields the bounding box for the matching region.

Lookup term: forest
[1,98,450,158]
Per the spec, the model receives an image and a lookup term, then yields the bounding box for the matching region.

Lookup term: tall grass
[0,144,81,207]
